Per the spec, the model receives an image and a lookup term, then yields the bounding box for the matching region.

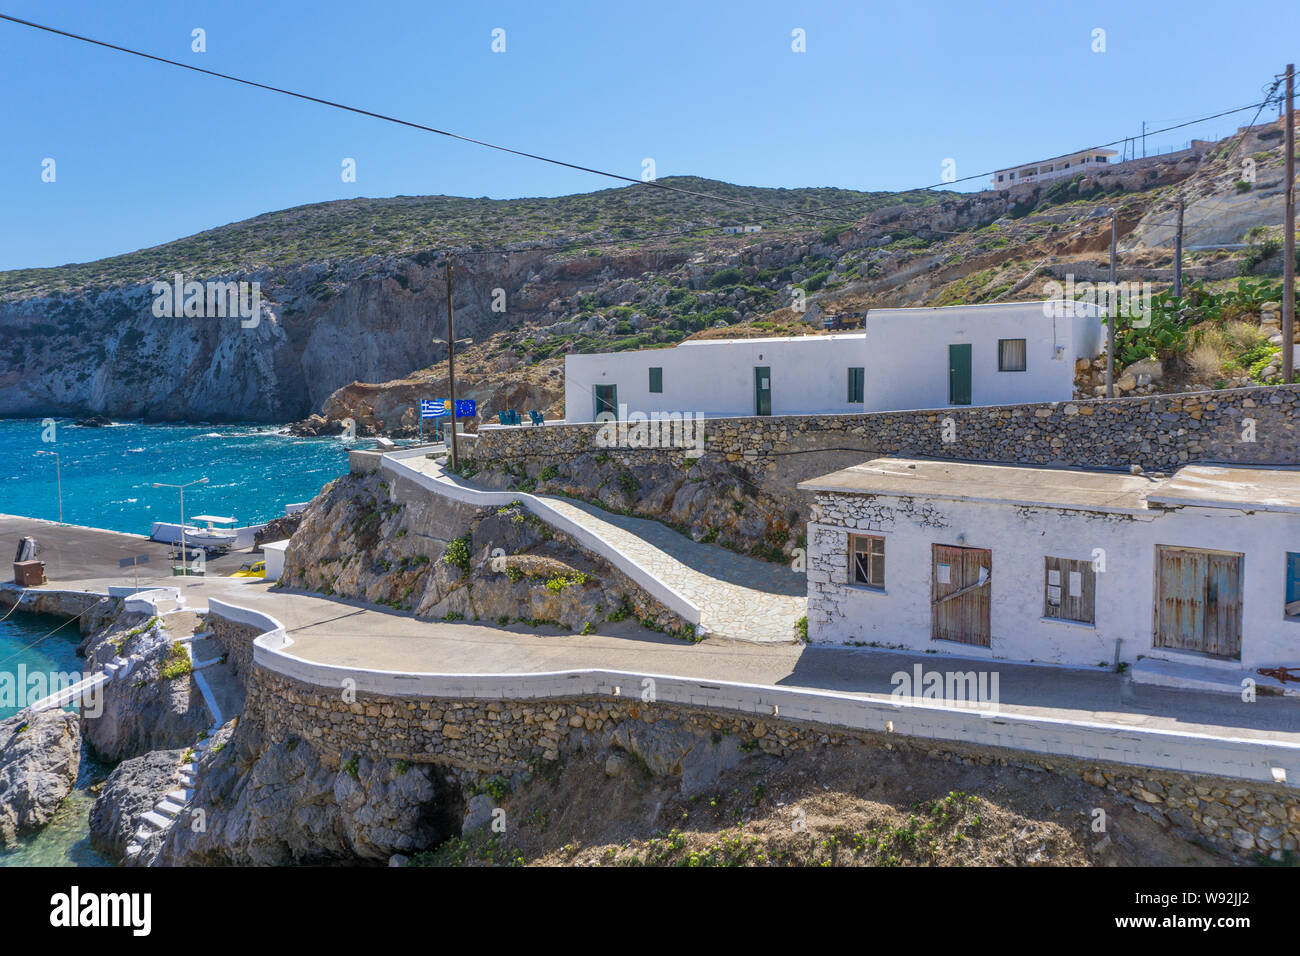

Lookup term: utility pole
[1106,208,1117,398]
[1142,121,1146,158]
[1174,197,1184,298]
[445,257,460,469]
[1284,64,1296,384]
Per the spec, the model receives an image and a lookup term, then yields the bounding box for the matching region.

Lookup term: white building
[801,458,1300,687]
[991,148,1119,189]
[563,300,1102,422]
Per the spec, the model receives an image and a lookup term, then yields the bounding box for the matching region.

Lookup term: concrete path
[394,455,807,643]
[5,515,1300,750]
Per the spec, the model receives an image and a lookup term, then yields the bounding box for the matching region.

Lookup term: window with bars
[1043,556,1095,624]
[850,534,885,589]
[649,367,663,393]
[998,338,1027,372]
[847,367,865,403]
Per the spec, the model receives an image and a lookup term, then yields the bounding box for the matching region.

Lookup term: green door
[754,366,771,416]
[948,345,971,406]
[593,384,618,420]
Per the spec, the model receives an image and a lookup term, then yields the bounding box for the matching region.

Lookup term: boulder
[0,710,81,847]
[89,748,184,860]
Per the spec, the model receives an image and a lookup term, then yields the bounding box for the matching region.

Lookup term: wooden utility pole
[1142,121,1146,158]
[1106,208,1117,398]
[1284,64,1296,384]
[445,257,460,468]
[1174,197,1184,298]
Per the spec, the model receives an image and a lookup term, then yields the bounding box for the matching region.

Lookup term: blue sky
[0,0,1294,271]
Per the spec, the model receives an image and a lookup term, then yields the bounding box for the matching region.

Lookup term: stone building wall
[471,384,1300,477]
[243,664,1299,860]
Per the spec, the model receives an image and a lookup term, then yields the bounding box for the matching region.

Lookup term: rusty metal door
[1153,546,1242,659]
[931,544,991,646]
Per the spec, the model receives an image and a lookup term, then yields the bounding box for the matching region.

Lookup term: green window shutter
[649,367,663,393]
[848,367,865,403]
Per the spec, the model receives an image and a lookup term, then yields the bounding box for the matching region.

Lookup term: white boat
[186,515,239,549]
[150,515,239,551]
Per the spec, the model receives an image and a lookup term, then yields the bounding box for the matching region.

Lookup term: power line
[1,12,1282,285]
[0,13,1280,236]
[0,12,866,226]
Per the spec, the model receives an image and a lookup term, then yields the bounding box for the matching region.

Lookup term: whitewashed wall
[807,493,1297,671]
[862,302,1101,412]
[565,334,871,420]
[563,302,1103,422]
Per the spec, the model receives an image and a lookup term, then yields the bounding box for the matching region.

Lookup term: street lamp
[34,451,62,524]
[152,477,208,572]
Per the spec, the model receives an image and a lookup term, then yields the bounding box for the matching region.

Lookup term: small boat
[185,515,239,550]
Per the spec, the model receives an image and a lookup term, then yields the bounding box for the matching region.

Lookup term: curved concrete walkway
[383,449,806,644]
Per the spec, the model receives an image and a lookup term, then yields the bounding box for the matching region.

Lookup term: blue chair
[508,410,523,426]
[496,410,510,426]
[529,410,545,426]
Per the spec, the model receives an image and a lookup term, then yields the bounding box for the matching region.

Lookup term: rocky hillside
[1,116,1293,426]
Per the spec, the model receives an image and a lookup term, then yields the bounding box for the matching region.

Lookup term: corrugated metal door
[931,544,991,646]
[1153,546,1242,659]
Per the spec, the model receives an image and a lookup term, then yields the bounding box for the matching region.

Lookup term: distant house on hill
[721,225,763,234]
[562,300,1103,422]
[991,148,1119,189]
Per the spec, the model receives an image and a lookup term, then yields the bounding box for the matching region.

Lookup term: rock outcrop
[279,471,690,634]
[0,709,81,847]
[161,725,455,865]
[89,747,184,860]
[80,613,210,761]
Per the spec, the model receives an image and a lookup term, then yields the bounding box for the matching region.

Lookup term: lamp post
[34,451,62,524]
[153,477,208,572]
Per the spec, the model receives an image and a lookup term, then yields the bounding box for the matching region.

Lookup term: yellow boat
[229,560,266,579]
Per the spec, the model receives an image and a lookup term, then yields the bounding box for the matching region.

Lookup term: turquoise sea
[0,418,368,865]
[0,419,367,533]
[0,609,110,866]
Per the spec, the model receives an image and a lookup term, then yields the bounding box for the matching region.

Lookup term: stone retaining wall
[206,616,260,680]
[472,384,1300,476]
[245,666,1299,860]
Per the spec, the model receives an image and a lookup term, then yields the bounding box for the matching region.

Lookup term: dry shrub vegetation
[418,741,1231,868]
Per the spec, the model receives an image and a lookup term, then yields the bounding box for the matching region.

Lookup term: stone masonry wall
[472,384,1300,477]
[245,664,1300,860]
[206,617,260,681]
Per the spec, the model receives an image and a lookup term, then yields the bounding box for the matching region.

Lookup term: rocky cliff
[0,709,81,848]
[7,126,1275,428]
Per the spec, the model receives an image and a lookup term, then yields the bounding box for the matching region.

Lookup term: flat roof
[865,300,1099,318]
[1145,465,1300,514]
[994,148,1119,174]
[190,515,237,524]
[676,332,864,347]
[798,458,1157,513]
[799,458,1300,516]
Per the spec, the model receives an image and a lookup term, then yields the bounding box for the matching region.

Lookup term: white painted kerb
[211,599,1300,789]
[379,449,702,630]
